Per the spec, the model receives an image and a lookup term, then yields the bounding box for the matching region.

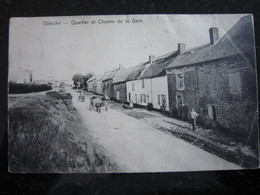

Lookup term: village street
[69,88,241,172]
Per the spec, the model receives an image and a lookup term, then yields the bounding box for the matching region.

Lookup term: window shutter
[228,72,242,95]
[234,72,242,93]
[208,105,213,119]
[228,73,233,91]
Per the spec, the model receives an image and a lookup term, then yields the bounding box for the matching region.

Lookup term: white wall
[151,76,169,111]
[126,76,169,111]
[126,79,151,106]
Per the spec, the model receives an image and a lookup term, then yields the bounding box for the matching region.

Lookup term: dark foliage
[8,82,52,94]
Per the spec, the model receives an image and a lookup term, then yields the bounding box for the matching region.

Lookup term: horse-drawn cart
[89,96,108,113]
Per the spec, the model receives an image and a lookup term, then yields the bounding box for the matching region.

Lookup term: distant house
[126,53,178,111]
[166,15,257,134]
[102,66,123,98]
[95,75,103,95]
[87,75,96,92]
[112,66,139,102]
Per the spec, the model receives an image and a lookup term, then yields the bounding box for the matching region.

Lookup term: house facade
[126,53,177,111]
[126,78,152,107]
[87,76,96,92]
[112,66,137,102]
[95,75,103,95]
[102,66,124,98]
[166,15,257,134]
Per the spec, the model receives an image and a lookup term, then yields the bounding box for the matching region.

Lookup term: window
[140,94,142,103]
[142,79,145,88]
[129,93,131,101]
[228,72,242,95]
[158,95,166,106]
[132,83,135,91]
[135,94,137,103]
[143,94,146,103]
[176,73,185,90]
[208,105,218,121]
[161,95,166,103]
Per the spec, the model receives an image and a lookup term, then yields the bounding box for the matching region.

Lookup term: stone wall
[113,82,127,102]
[167,55,257,135]
[102,79,114,98]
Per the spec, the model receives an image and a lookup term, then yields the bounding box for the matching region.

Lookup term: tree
[72,74,83,88]
[72,73,93,89]
[82,73,93,90]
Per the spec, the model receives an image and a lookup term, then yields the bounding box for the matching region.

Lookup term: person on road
[177,99,184,119]
[190,108,198,131]
[161,99,167,115]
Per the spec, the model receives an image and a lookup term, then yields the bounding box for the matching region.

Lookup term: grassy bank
[8,90,118,173]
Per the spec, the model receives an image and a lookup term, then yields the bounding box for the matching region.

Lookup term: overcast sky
[9,14,246,81]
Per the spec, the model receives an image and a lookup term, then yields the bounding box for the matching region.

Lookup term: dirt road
[71,89,241,172]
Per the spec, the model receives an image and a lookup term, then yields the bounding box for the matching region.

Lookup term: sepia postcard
[8,14,259,173]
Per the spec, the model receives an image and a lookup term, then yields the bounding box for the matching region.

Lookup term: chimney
[178,43,186,55]
[209,27,219,45]
[149,55,155,64]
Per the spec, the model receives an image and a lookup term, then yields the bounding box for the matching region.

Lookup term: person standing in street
[190,108,198,131]
[162,99,167,115]
[177,99,184,119]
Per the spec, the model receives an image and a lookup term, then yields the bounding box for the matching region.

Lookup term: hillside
[8,90,119,173]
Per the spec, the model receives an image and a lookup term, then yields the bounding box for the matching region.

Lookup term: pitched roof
[125,62,148,81]
[138,51,178,79]
[166,15,255,69]
[112,66,138,84]
[102,70,117,82]
[95,74,103,82]
[88,75,96,82]
[124,50,178,81]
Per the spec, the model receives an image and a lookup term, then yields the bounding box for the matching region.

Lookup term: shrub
[8,82,52,94]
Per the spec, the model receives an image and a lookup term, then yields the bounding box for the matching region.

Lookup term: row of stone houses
[87,15,257,135]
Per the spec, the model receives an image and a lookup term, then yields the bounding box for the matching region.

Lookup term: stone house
[102,66,124,99]
[112,66,139,102]
[166,15,257,134]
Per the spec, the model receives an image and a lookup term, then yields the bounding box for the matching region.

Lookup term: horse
[90,96,107,113]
